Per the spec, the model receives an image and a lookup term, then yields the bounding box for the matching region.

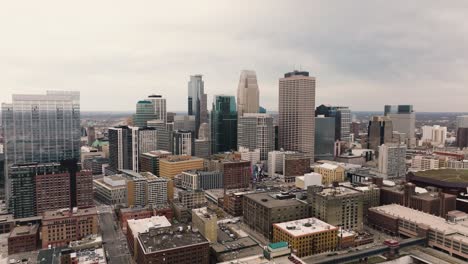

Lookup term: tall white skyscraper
[421,125,447,146]
[237,70,259,117]
[279,71,315,159]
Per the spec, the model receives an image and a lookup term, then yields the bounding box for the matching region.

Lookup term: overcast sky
[1,1,468,112]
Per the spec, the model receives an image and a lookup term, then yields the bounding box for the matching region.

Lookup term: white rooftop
[317,163,339,170]
[127,216,171,237]
[372,204,468,243]
[274,217,337,237]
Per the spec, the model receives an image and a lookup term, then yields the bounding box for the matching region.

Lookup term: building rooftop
[128,216,171,237]
[317,163,340,170]
[161,155,203,163]
[413,169,468,183]
[137,226,209,254]
[274,217,337,237]
[371,204,468,243]
[316,187,361,197]
[10,224,39,237]
[243,192,306,209]
[142,150,172,157]
[43,207,97,221]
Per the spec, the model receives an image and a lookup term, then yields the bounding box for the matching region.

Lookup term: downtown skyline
[1,1,468,112]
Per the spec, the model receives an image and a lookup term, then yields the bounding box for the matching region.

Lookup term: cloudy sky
[1,1,467,112]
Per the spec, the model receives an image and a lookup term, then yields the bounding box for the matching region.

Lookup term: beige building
[192,207,218,242]
[315,163,345,185]
[411,155,439,170]
[126,171,169,207]
[41,207,99,248]
[278,71,315,159]
[308,186,364,230]
[237,70,260,117]
[159,155,204,179]
[93,175,127,205]
[273,217,338,257]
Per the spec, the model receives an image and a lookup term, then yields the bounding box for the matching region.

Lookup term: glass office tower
[2,91,81,165]
[188,75,208,138]
[211,95,237,153]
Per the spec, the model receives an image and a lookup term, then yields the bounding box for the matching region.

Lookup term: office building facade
[367,116,393,152]
[384,105,416,147]
[378,144,407,178]
[315,105,351,142]
[278,71,315,159]
[188,75,208,138]
[211,95,238,153]
[314,116,335,160]
[237,70,260,117]
[237,113,274,161]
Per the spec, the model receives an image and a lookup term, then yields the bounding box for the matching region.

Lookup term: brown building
[367,116,393,152]
[76,171,94,208]
[380,182,456,217]
[119,207,153,234]
[135,226,210,264]
[283,153,311,182]
[243,192,309,239]
[41,207,99,248]
[224,191,250,217]
[35,170,93,215]
[0,214,15,234]
[8,224,39,255]
[35,172,71,215]
[206,156,251,189]
[178,189,206,209]
[152,204,174,221]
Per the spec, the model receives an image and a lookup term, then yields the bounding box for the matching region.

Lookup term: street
[97,204,131,264]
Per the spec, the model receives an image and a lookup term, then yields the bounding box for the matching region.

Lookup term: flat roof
[128,216,171,237]
[137,226,209,253]
[243,192,306,208]
[274,218,337,237]
[43,207,97,220]
[370,204,468,242]
[317,187,360,197]
[413,169,468,183]
[10,224,39,237]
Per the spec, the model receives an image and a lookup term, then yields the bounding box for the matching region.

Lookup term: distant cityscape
[0,70,467,264]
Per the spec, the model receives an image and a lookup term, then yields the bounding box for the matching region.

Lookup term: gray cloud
[0,0,467,112]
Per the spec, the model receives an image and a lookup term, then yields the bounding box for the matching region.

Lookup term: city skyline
[1,1,468,112]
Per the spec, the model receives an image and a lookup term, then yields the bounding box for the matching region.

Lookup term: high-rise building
[421,125,447,146]
[146,95,167,123]
[367,116,393,152]
[384,105,416,147]
[179,171,223,190]
[237,70,260,117]
[109,126,133,171]
[237,113,274,161]
[278,71,315,159]
[194,139,211,159]
[267,150,296,177]
[188,75,208,138]
[139,150,171,176]
[2,91,81,166]
[206,155,251,189]
[455,115,468,130]
[133,127,158,172]
[173,115,196,132]
[315,105,351,142]
[211,95,237,153]
[173,130,194,156]
[159,155,204,179]
[378,144,407,178]
[315,116,335,160]
[134,100,157,127]
[456,116,468,149]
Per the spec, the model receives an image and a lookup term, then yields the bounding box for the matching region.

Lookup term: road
[97,204,131,264]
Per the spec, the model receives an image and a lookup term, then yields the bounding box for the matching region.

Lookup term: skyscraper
[188,75,208,138]
[2,91,81,165]
[314,116,335,160]
[211,95,237,153]
[378,144,407,178]
[315,105,351,142]
[237,70,259,117]
[147,95,167,123]
[173,130,195,156]
[109,126,133,172]
[134,100,157,127]
[367,116,393,152]
[456,116,468,149]
[278,71,315,159]
[237,113,274,161]
[384,105,416,148]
